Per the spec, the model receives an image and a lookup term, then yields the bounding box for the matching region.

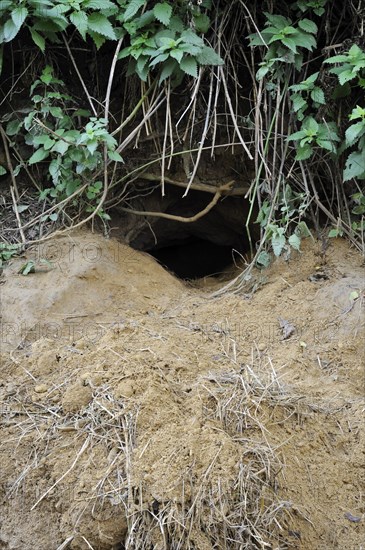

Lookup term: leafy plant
[256,185,312,265]
[6,66,122,212]
[287,116,340,160]
[289,71,326,120]
[248,12,318,79]
[324,45,365,88]
[292,0,328,16]
[343,105,365,181]
[0,243,22,267]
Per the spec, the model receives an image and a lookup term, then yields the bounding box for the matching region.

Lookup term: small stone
[34,384,48,394]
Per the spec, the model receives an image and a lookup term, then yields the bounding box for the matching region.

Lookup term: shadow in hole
[149,238,237,280]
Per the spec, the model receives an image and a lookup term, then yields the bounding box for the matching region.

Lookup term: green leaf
[281,37,297,53]
[30,28,45,51]
[294,31,316,50]
[153,3,172,26]
[291,94,307,112]
[180,56,198,78]
[88,13,116,39]
[196,45,224,66]
[180,29,204,47]
[338,69,356,85]
[3,19,20,42]
[159,58,178,83]
[124,0,145,22]
[271,233,286,256]
[345,122,365,147]
[70,11,88,40]
[6,119,22,135]
[87,30,106,49]
[298,18,318,34]
[288,233,301,250]
[310,87,325,104]
[343,150,365,181]
[0,165,7,176]
[295,143,313,160]
[108,150,124,162]
[194,13,210,33]
[170,49,184,63]
[28,148,50,165]
[256,250,271,267]
[11,7,28,29]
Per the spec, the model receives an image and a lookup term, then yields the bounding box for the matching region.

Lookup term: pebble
[34,384,48,393]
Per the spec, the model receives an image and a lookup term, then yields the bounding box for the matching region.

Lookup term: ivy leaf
[124,0,145,22]
[70,11,88,40]
[87,13,116,39]
[343,150,365,181]
[11,7,28,29]
[180,56,198,78]
[310,87,325,104]
[298,18,318,34]
[196,45,224,66]
[194,13,210,33]
[153,3,172,26]
[30,28,45,51]
[28,148,50,165]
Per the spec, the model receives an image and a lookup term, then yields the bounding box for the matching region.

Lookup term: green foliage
[287,117,340,160]
[324,45,365,88]
[0,243,22,268]
[292,0,328,16]
[6,66,121,213]
[248,12,318,80]
[256,186,312,263]
[289,72,325,120]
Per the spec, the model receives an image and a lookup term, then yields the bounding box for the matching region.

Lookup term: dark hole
[149,238,236,280]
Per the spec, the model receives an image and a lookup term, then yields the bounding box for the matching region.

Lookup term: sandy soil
[0,231,364,550]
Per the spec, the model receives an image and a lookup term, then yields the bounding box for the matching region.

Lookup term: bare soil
[0,231,364,550]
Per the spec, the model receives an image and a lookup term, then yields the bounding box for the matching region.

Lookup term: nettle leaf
[291,94,307,112]
[281,37,297,53]
[196,45,224,66]
[298,18,318,34]
[345,122,365,147]
[295,143,313,160]
[11,7,28,29]
[343,150,365,181]
[153,3,172,26]
[30,28,45,51]
[310,87,325,104]
[180,29,204,47]
[194,13,210,33]
[88,13,116,39]
[159,58,178,83]
[6,119,22,135]
[28,148,50,165]
[338,69,356,85]
[70,11,88,40]
[86,0,116,9]
[124,0,145,22]
[3,19,20,42]
[288,233,301,251]
[170,49,184,63]
[294,31,316,51]
[180,56,198,78]
[108,150,124,162]
[87,30,106,49]
[271,233,286,257]
[51,140,69,155]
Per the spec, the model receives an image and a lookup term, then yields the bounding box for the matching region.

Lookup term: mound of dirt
[0,232,364,549]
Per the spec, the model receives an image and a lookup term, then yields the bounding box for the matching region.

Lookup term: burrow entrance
[148,238,238,280]
[113,184,257,280]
